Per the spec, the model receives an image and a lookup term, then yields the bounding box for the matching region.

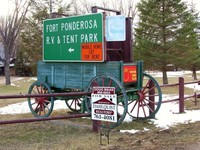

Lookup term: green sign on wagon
[43,13,104,62]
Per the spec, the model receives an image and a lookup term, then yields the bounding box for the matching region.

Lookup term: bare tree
[0,0,31,85]
[106,0,138,19]
[73,0,96,14]
[73,0,138,20]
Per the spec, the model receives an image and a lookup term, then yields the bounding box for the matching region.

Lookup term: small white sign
[91,91,117,122]
[106,15,126,41]
[92,86,115,94]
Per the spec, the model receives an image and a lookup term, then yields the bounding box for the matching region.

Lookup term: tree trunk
[4,57,11,85]
[162,66,168,84]
[4,45,11,85]
[192,67,197,80]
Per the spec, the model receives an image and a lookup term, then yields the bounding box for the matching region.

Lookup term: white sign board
[105,15,126,41]
[91,87,117,122]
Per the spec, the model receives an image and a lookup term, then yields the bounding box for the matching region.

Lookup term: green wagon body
[37,61,122,90]
[37,61,143,91]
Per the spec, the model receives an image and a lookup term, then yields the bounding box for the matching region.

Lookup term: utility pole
[50,0,52,18]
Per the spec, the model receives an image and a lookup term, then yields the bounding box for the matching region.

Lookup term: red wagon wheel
[84,74,128,129]
[128,73,162,119]
[28,81,54,117]
[65,97,83,112]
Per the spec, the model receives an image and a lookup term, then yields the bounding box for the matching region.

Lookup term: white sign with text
[91,87,117,122]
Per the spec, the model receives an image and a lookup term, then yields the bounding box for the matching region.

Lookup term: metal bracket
[91,6,121,15]
[100,128,111,145]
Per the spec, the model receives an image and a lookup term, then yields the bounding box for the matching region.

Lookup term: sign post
[91,87,117,144]
[43,13,104,62]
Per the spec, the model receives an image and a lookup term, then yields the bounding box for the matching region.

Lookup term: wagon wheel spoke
[92,81,99,86]
[74,100,77,110]
[40,84,43,93]
[39,107,42,116]
[41,103,45,114]
[145,102,154,113]
[43,99,49,103]
[130,100,139,113]
[114,85,120,92]
[34,103,40,113]
[128,100,134,105]
[44,103,50,112]
[36,85,41,94]
[143,85,156,95]
[142,79,151,93]
[141,101,147,117]
[76,99,82,106]
[137,101,140,118]
[144,98,158,105]
[108,78,112,87]
[146,94,159,97]
[102,77,105,86]
[43,102,50,110]
[69,99,75,107]
[31,100,37,106]
[32,89,38,94]
[70,99,77,110]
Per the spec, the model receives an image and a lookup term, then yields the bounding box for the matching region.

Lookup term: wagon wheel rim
[28,81,54,117]
[85,74,128,129]
[128,73,162,119]
[65,98,82,112]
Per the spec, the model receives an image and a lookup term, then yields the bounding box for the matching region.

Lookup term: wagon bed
[37,61,141,90]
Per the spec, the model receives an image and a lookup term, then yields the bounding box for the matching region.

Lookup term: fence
[0,92,91,125]
[0,78,200,126]
[160,77,200,113]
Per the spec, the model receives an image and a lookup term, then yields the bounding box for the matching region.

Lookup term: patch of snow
[0,100,67,115]
[120,127,150,134]
[185,83,200,92]
[120,129,140,134]
[151,102,200,129]
[11,83,20,87]
[146,71,185,78]
[27,77,37,82]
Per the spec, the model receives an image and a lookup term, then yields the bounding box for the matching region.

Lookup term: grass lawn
[0,73,200,150]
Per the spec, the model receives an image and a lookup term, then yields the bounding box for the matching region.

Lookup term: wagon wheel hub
[137,91,145,102]
[35,97,46,104]
[35,97,48,111]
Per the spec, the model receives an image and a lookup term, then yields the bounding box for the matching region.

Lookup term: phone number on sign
[93,114,115,121]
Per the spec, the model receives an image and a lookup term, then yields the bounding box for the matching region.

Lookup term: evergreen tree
[185,3,200,80]
[134,0,196,84]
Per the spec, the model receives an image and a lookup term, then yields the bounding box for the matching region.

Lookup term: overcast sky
[0,0,199,17]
